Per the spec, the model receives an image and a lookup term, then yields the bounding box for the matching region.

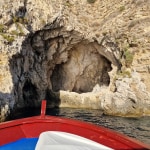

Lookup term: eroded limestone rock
[0,0,150,120]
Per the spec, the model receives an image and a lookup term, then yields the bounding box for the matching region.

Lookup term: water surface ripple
[51,108,150,145]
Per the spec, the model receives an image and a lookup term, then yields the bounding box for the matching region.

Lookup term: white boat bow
[35,131,113,150]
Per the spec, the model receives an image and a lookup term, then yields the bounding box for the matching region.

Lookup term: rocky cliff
[0,0,150,121]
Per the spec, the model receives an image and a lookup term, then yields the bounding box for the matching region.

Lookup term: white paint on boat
[35,131,113,150]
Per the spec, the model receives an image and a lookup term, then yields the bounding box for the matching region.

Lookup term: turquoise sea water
[9,107,150,146]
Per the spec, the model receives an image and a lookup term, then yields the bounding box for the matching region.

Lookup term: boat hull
[0,115,149,149]
[0,100,149,149]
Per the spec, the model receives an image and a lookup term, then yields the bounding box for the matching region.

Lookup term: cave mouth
[22,80,38,107]
[9,22,118,109]
[50,42,112,93]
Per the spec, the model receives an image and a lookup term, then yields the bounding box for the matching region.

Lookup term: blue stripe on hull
[0,138,38,150]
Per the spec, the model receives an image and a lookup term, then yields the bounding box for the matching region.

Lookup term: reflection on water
[9,107,150,145]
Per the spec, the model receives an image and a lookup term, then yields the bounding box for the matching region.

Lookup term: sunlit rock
[0,0,150,120]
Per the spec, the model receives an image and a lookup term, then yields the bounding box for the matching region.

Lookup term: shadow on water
[7,107,60,120]
[7,107,150,146]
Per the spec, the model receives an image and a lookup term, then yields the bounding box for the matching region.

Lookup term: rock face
[0,0,150,121]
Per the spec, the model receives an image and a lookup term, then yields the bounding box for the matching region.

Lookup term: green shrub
[87,0,96,3]
[16,23,25,36]
[12,16,28,24]
[40,19,46,26]
[10,30,19,36]
[124,49,134,67]
[18,32,25,36]
[119,6,125,11]
[12,16,19,23]
[1,34,15,43]
[64,1,72,7]
[0,24,5,33]
[117,70,131,78]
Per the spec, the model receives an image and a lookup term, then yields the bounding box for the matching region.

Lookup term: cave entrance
[22,80,38,107]
[50,42,112,93]
[9,22,117,109]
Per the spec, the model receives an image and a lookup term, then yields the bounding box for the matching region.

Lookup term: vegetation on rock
[1,34,15,43]
[117,70,131,78]
[123,49,134,68]
[0,24,5,33]
[12,16,28,24]
[87,0,96,3]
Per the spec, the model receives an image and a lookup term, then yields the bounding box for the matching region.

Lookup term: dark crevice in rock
[22,79,38,107]
[45,89,60,108]
[51,64,66,92]
[15,6,27,18]
[99,59,112,86]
